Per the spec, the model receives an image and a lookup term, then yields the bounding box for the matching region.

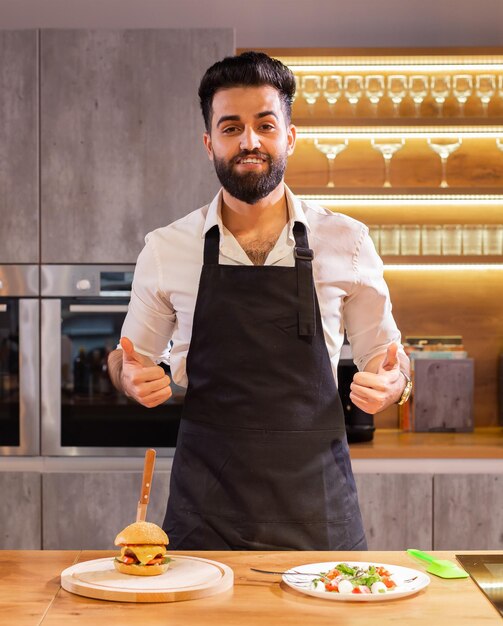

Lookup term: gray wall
[0,0,502,48]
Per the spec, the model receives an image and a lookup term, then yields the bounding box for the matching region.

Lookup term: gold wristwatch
[397,370,413,405]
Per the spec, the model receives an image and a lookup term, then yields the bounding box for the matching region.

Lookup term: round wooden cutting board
[61,555,234,603]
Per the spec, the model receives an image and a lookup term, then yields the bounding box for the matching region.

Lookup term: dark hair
[198,51,296,132]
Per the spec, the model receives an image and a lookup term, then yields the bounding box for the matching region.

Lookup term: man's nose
[240,127,261,151]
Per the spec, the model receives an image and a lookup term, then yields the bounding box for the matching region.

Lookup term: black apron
[163,222,367,550]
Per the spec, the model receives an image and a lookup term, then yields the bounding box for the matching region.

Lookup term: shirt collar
[202,184,310,238]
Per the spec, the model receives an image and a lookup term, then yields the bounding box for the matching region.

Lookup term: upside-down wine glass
[387,75,407,117]
[427,138,462,188]
[496,138,503,154]
[475,74,496,116]
[371,138,405,187]
[364,75,385,116]
[322,75,343,110]
[343,76,363,115]
[409,75,428,117]
[431,75,451,117]
[301,75,321,112]
[314,139,349,187]
[453,75,473,117]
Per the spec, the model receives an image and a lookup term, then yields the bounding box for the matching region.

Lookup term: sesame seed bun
[114,521,169,547]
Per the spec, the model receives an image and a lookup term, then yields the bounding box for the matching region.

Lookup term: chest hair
[237,233,281,266]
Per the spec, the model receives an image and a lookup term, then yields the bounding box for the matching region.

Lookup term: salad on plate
[312,562,397,595]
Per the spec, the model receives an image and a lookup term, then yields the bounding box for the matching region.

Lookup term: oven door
[0,298,40,455]
[41,299,183,456]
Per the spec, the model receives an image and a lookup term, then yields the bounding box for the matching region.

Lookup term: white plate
[282,561,430,602]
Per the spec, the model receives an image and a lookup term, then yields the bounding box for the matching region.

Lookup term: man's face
[203,85,296,204]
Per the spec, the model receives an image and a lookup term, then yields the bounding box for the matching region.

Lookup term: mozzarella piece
[371,581,387,594]
[337,579,354,594]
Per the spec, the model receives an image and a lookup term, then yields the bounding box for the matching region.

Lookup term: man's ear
[287,124,297,157]
[203,132,214,160]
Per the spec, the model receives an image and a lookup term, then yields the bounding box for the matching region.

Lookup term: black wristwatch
[397,370,413,405]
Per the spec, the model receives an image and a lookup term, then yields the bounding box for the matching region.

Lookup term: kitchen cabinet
[0,472,41,549]
[42,471,170,549]
[258,47,503,430]
[40,29,234,263]
[355,473,433,550]
[433,474,503,549]
[0,31,38,263]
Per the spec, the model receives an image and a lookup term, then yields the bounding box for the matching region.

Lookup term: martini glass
[371,138,405,187]
[497,138,503,153]
[301,75,321,114]
[427,138,462,188]
[314,139,349,187]
[343,75,363,115]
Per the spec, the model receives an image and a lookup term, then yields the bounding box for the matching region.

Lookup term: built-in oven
[41,265,184,456]
[0,265,40,456]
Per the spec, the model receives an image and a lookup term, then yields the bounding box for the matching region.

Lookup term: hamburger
[114,521,171,576]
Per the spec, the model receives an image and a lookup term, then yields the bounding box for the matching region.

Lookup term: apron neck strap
[293,222,316,337]
[204,225,220,265]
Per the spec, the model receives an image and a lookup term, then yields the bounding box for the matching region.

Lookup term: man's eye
[260,124,275,131]
[222,126,239,134]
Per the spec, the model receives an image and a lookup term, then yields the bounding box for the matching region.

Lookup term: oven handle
[18,299,40,455]
[41,299,62,455]
[68,304,129,313]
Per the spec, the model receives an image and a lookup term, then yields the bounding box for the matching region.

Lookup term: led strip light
[296,126,503,139]
[297,194,503,206]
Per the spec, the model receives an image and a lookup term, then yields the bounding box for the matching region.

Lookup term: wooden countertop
[2,550,502,625]
[350,427,503,459]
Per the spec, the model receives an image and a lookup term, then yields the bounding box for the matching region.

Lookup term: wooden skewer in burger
[114,449,171,576]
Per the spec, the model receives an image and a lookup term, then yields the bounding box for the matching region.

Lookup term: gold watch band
[397,370,413,405]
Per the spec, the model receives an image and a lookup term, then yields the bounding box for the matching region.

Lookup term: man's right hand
[119,337,172,408]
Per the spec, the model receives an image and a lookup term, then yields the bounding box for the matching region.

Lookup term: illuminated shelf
[274,50,503,73]
[295,191,503,206]
[384,262,503,270]
[296,125,503,139]
[293,117,503,128]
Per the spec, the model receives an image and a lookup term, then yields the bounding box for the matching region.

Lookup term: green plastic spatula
[407,549,469,579]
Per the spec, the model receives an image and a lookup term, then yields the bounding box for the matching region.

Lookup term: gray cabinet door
[42,471,170,549]
[0,31,38,263]
[434,474,503,549]
[40,29,234,263]
[0,472,41,549]
[355,473,433,550]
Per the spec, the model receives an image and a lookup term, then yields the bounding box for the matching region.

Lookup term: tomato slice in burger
[146,556,164,565]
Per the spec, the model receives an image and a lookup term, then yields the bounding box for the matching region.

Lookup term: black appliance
[338,343,375,443]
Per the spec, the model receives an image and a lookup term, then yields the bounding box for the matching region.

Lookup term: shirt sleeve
[120,233,176,363]
[343,225,404,371]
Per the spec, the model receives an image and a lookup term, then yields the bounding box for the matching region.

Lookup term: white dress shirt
[121,185,403,388]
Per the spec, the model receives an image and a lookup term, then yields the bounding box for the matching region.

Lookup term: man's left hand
[349,343,405,414]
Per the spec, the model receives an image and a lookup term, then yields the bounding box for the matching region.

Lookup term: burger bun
[114,521,168,546]
[114,560,170,576]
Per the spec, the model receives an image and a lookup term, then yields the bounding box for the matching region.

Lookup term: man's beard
[212,149,287,204]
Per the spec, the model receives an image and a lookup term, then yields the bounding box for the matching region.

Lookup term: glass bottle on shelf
[371,138,405,187]
[427,138,462,188]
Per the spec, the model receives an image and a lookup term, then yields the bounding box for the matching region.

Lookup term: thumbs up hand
[120,337,172,408]
[349,343,406,414]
